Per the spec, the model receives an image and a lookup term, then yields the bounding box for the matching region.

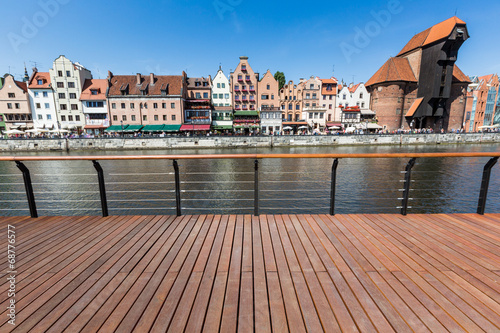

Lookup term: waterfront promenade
[2,213,500,332]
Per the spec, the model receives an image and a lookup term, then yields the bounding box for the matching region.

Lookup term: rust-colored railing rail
[1,152,499,218]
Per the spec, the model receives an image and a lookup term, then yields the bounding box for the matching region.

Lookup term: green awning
[163,125,182,132]
[234,111,259,117]
[123,125,143,132]
[142,125,165,132]
[105,125,129,132]
[212,125,233,130]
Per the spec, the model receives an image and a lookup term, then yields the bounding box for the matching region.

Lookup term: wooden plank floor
[1,214,500,332]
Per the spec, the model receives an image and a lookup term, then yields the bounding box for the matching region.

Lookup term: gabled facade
[279,80,304,121]
[212,67,231,107]
[107,72,186,127]
[260,107,282,135]
[184,76,212,131]
[366,17,470,131]
[28,69,58,130]
[0,74,33,131]
[231,56,259,112]
[258,70,279,110]
[465,74,499,132]
[49,55,92,132]
[320,78,338,124]
[80,79,110,134]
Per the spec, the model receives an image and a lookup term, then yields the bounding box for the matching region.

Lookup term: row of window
[305,93,317,99]
[213,94,230,100]
[6,103,21,109]
[234,85,255,91]
[216,83,226,89]
[111,102,177,109]
[57,70,72,77]
[112,114,176,122]
[58,93,77,99]
[261,94,275,100]
[260,113,281,119]
[309,112,325,119]
[33,91,49,98]
[56,82,76,89]
[192,93,209,99]
[3,114,32,121]
[87,101,105,108]
[59,104,79,111]
[60,115,81,122]
[35,103,51,109]
[342,93,364,100]
[37,114,53,120]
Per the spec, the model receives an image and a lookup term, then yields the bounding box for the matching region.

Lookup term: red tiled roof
[348,83,361,93]
[398,17,466,56]
[28,72,51,89]
[406,97,424,117]
[14,81,28,93]
[452,66,471,83]
[321,78,337,84]
[108,74,183,96]
[80,79,108,100]
[366,57,417,87]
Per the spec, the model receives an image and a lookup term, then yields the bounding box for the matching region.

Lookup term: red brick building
[366,17,470,132]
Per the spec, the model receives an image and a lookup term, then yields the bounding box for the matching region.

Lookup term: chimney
[150,73,155,85]
[300,78,304,83]
[136,73,141,85]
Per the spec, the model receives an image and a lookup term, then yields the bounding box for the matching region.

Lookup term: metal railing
[0,152,498,218]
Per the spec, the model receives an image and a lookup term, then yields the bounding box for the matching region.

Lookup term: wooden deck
[1,214,500,332]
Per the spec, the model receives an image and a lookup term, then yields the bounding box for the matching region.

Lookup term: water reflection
[0,144,499,216]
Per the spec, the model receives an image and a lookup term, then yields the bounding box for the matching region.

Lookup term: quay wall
[1,133,500,152]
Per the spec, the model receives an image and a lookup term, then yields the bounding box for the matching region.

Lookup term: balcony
[249,97,255,102]
[238,77,243,82]
[234,88,240,92]
[242,98,248,103]
[245,76,251,82]
[250,105,255,110]
[242,105,248,110]
[235,97,240,101]
[241,66,247,72]
[249,88,255,92]
[241,88,248,92]
[235,105,241,110]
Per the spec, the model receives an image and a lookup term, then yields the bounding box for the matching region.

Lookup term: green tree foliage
[274,71,286,90]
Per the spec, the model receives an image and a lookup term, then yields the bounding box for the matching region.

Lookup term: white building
[80,79,109,135]
[337,82,371,110]
[49,55,92,132]
[212,67,231,107]
[260,106,282,135]
[27,70,58,129]
[303,106,327,130]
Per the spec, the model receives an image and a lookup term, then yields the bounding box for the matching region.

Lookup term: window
[267,84,270,90]
[37,80,43,85]
[113,115,118,121]
[71,104,78,110]
[323,96,326,100]
[121,103,125,109]
[312,93,317,99]
[219,94,223,99]
[75,115,80,121]
[58,71,63,77]
[91,89,98,95]
[310,84,314,89]
[153,103,158,109]
[360,93,363,99]
[111,103,116,109]
[69,93,76,99]
[58,93,65,99]
[154,115,158,121]
[163,115,167,121]
[309,113,313,118]
[225,93,229,99]
[8,93,15,98]
[222,83,225,88]
[60,104,67,110]
[36,103,41,109]
[45,103,50,109]
[217,83,221,88]
[329,96,333,100]
[143,115,147,121]
[47,114,51,120]
[306,93,310,99]
[61,115,66,121]
[203,92,208,99]
[66,71,70,77]
[196,93,201,99]
[34,92,39,97]
[343,94,346,100]
[43,91,48,97]
[131,115,136,121]
[162,103,166,108]
[144,103,148,109]
[57,82,64,88]
[38,114,43,120]
[171,103,175,108]
[122,115,127,121]
[261,94,269,100]
[172,115,176,121]
[320,113,324,119]
[15,103,20,109]
[68,115,73,121]
[68,82,75,88]
[296,105,300,110]
[396,108,401,115]
[130,103,135,109]
[398,97,402,103]
[361,102,365,108]
[271,94,274,100]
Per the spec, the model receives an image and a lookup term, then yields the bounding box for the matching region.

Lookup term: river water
[1,143,499,216]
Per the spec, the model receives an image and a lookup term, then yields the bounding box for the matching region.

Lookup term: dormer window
[195,81,201,87]
[203,82,208,87]
[37,79,43,85]
[91,89,98,95]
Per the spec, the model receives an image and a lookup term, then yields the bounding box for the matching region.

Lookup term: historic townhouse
[212,67,231,107]
[107,72,186,132]
[302,76,326,130]
[320,78,339,125]
[49,55,92,132]
[258,70,279,110]
[183,76,212,132]
[231,56,259,112]
[80,79,110,135]
[0,74,33,131]
[27,69,58,130]
[260,106,282,135]
[366,17,470,132]
[279,80,304,121]
[465,74,499,132]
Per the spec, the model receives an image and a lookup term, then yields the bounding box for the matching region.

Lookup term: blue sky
[1,0,499,84]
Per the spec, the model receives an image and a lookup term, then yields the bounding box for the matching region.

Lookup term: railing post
[330,158,339,215]
[254,159,259,216]
[173,160,182,216]
[92,160,108,217]
[15,161,38,218]
[477,157,498,215]
[401,158,417,216]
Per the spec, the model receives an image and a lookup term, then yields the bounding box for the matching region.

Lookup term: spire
[23,63,29,82]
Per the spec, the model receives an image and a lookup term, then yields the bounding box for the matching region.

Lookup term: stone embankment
[1,133,499,152]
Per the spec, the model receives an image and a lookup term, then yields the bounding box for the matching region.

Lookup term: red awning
[326,123,342,127]
[180,124,211,131]
[84,125,106,129]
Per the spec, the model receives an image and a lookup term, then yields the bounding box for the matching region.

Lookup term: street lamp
[120,120,124,137]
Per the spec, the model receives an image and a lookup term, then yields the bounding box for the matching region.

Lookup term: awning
[360,110,376,116]
[234,111,259,117]
[142,125,165,132]
[84,125,106,129]
[180,124,211,131]
[326,123,342,127]
[406,97,424,117]
[163,125,182,132]
[212,125,233,130]
[123,125,143,132]
[105,125,128,132]
[367,123,383,129]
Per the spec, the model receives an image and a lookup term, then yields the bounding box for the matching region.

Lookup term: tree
[274,71,286,90]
